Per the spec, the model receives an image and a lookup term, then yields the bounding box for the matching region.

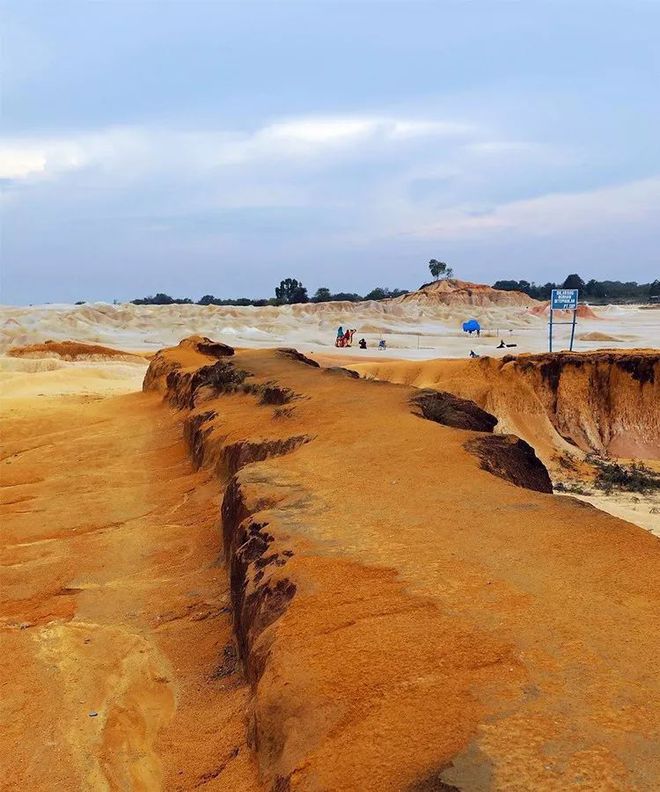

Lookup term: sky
[1,0,659,304]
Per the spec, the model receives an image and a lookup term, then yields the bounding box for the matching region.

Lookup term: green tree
[275,278,309,305]
[585,279,606,299]
[650,279,660,297]
[562,273,585,290]
[312,287,332,303]
[428,259,453,280]
[331,292,362,302]
[364,287,388,301]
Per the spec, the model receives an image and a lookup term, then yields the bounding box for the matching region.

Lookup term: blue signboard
[551,289,578,310]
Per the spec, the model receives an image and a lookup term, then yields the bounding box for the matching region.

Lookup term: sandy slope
[1,363,259,790]
[346,353,660,535]
[142,338,660,790]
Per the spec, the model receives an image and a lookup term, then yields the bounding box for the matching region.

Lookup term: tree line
[131,280,409,306]
[129,264,659,307]
[493,274,660,303]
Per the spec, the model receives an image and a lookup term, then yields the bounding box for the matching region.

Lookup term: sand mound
[398,278,538,307]
[578,331,624,342]
[528,302,601,320]
[7,340,146,362]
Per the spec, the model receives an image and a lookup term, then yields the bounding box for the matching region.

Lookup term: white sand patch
[1,301,657,360]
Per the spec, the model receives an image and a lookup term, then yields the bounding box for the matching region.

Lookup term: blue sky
[1,0,659,304]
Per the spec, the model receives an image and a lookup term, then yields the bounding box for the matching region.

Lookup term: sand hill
[528,301,602,320]
[398,278,538,307]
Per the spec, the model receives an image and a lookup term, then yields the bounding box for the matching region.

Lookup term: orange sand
[3,338,659,790]
[7,339,148,362]
[399,278,538,307]
[1,377,258,789]
[146,339,660,789]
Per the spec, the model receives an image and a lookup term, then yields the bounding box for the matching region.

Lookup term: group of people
[335,326,355,347]
[335,326,385,350]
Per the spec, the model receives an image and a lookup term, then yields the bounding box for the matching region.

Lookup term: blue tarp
[462,319,481,333]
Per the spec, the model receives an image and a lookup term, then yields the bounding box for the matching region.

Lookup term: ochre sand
[1,360,259,790]
[342,352,660,536]
[2,339,659,790]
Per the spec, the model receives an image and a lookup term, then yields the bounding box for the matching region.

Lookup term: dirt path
[1,387,259,790]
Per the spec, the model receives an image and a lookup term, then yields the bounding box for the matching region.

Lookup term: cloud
[3,114,657,264]
[0,128,149,182]
[409,177,660,240]
[0,113,477,182]
[0,147,48,179]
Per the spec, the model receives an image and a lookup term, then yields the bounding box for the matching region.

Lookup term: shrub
[593,460,660,494]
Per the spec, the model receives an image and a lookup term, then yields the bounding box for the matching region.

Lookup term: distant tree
[364,287,388,301]
[650,279,660,297]
[562,273,585,290]
[154,293,175,304]
[428,259,453,280]
[275,278,309,305]
[492,277,652,304]
[363,287,407,300]
[493,280,522,292]
[74,300,86,305]
[198,294,216,305]
[132,292,193,305]
[312,287,332,303]
[331,292,362,302]
[585,279,606,299]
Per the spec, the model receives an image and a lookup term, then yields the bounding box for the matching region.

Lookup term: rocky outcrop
[165,360,248,408]
[143,336,235,392]
[221,475,298,685]
[411,389,498,432]
[276,348,320,368]
[148,344,311,694]
[465,435,553,494]
[222,437,312,477]
[356,350,660,465]
[502,351,660,458]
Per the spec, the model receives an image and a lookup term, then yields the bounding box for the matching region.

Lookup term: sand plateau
[2,333,660,790]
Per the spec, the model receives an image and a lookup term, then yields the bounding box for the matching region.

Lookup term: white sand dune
[1,298,657,360]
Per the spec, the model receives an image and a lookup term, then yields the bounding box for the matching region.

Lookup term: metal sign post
[549,289,579,353]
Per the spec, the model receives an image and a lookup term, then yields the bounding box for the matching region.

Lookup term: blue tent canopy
[462,319,481,333]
